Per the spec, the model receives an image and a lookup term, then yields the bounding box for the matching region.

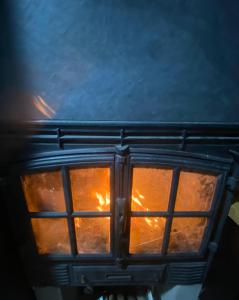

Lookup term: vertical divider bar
[62,166,78,256]
[114,153,126,259]
[161,167,180,255]
[114,145,129,266]
[110,163,115,256]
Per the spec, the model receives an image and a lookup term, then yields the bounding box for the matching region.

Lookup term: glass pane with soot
[130,217,166,254]
[131,168,173,212]
[168,217,208,253]
[74,217,110,254]
[129,167,172,254]
[31,218,70,254]
[174,171,217,211]
[21,171,66,212]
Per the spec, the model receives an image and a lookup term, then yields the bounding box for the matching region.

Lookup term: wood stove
[5,121,239,293]
[1,1,239,299]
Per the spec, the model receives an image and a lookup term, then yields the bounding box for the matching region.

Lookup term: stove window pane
[74,217,110,254]
[131,168,173,212]
[31,218,70,254]
[129,217,166,254]
[70,168,110,212]
[21,171,66,212]
[168,217,208,253]
[174,171,217,211]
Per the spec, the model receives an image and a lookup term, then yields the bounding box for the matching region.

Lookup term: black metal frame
[4,121,239,287]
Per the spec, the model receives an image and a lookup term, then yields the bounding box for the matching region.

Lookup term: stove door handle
[117,197,127,235]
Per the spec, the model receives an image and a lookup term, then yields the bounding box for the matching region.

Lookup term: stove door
[21,163,114,257]
[19,149,227,265]
[115,150,228,263]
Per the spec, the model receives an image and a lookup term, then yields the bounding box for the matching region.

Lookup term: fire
[94,190,160,228]
[75,190,160,229]
[75,217,80,228]
[131,190,160,228]
[95,192,110,211]
[131,195,143,207]
[75,192,110,228]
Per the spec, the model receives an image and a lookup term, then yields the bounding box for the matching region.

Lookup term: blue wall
[2,0,239,121]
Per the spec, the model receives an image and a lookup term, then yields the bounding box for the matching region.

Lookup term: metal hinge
[57,128,63,149]
[179,129,187,151]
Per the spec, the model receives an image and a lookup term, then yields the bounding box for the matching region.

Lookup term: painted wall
[1,0,239,122]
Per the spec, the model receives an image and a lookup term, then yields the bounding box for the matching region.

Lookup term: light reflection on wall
[33,95,56,119]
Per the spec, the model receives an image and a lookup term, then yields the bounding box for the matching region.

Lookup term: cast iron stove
[5,121,239,294]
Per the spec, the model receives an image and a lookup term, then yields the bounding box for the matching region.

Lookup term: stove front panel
[9,144,235,287]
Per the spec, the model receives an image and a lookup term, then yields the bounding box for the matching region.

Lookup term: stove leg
[150,286,162,300]
[198,286,205,300]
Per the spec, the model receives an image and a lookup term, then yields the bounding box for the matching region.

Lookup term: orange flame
[75,217,80,228]
[131,191,160,228]
[75,192,110,228]
[132,195,143,207]
[75,190,160,229]
[96,192,110,209]
[96,192,110,220]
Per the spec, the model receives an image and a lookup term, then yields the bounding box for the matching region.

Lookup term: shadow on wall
[0,1,36,299]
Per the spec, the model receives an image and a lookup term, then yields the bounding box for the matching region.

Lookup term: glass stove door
[129,167,217,255]
[21,163,218,258]
[21,166,112,255]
